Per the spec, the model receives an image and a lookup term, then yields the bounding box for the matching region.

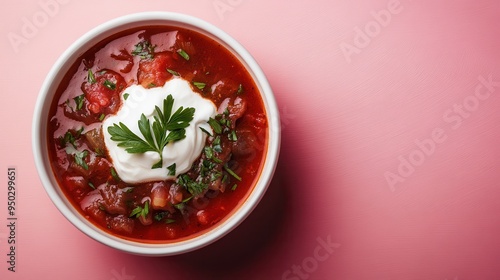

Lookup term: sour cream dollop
[102,78,216,184]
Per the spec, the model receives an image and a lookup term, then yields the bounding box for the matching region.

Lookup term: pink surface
[1,0,500,279]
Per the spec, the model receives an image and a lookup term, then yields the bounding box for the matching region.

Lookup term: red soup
[47,26,268,242]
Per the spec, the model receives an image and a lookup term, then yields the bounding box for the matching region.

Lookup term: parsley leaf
[193,82,206,90]
[103,80,116,90]
[74,150,89,170]
[177,49,190,60]
[178,175,207,196]
[224,164,242,181]
[130,200,149,219]
[167,69,180,76]
[208,117,222,134]
[87,69,96,84]
[132,40,155,59]
[167,163,176,176]
[107,94,195,169]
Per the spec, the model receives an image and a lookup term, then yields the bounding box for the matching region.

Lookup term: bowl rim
[32,11,280,256]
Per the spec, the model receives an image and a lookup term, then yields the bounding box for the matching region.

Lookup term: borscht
[47,26,268,242]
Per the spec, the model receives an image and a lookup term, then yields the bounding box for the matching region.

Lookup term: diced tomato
[81,69,126,115]
[137,52,177,88]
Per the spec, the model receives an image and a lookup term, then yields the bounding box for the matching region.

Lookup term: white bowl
[32,12,280,256]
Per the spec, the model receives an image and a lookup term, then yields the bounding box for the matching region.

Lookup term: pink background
[1,0,500,279]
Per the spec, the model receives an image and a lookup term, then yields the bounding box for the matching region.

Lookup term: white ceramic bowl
[32,12,280,256]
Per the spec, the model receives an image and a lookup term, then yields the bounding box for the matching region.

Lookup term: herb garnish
[107,94,195,169]
[193,82,206,90]
[60,127,83,148]
[167,69,180,76]
[132,40,155,59]
[167,163,176,176]
[87,69,96,84]
[178,175,207,196]
[130,200,149,219]
[73,94,85,111]
[177,49,190,61]
[224,164,241,181]
[74,150,89,170]
[103,80,116,90]
[208,117,222,134]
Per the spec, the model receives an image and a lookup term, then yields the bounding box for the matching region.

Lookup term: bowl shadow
[167,157,290,277]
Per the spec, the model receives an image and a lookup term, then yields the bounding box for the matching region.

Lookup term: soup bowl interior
[32,12,280,256]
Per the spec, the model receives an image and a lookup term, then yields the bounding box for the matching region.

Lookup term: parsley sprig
[107,94,195,169]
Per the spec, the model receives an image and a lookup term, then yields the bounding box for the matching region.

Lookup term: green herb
[61,127,84,148]
[229,130,238,142]
[110,167,120,181]
[177,49,190,60]
[99,114,105,121]
[224,164,241,181]
[212,156,223,164]
[88,182,95,189]
[212,136,222,153]
[167,163,176,176]
[130,200,149,219]
[124,187,134,193]
[62,131,76,148]
[147,83,156,88]
[208,117,222,134]
[154,211,167,222]
[87,69,96,84]
[74,94,85,110]
[167,69,179,76]
[123,93,129,100]
[237,83,244,94]
[103,80,116,90]
[74,150,89,170]
[107,94,195,169]
[132,40,155,59]
[95,147,105,157]
[204,146,214,159]
[165,218,176,224]
[199,126,212,136]
[210,171,222,182]
[173,196,193,210]
[193,82,206,90]
[231,184,238,191]
[178,175,207,196]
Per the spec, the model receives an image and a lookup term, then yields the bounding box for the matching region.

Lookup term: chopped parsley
[131,40,155,59]
[74,94,85,110]
[237,83,244,94]
[167,163,176,176]
[208,117,222,134]
[87,69,96,84]
[193,81,206,90]
[177,49,190,60]
[130,200,149,219]
[224,164,241,181]
[103,80,116,90]
[167,69,179,76]
[74,150,89,170]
